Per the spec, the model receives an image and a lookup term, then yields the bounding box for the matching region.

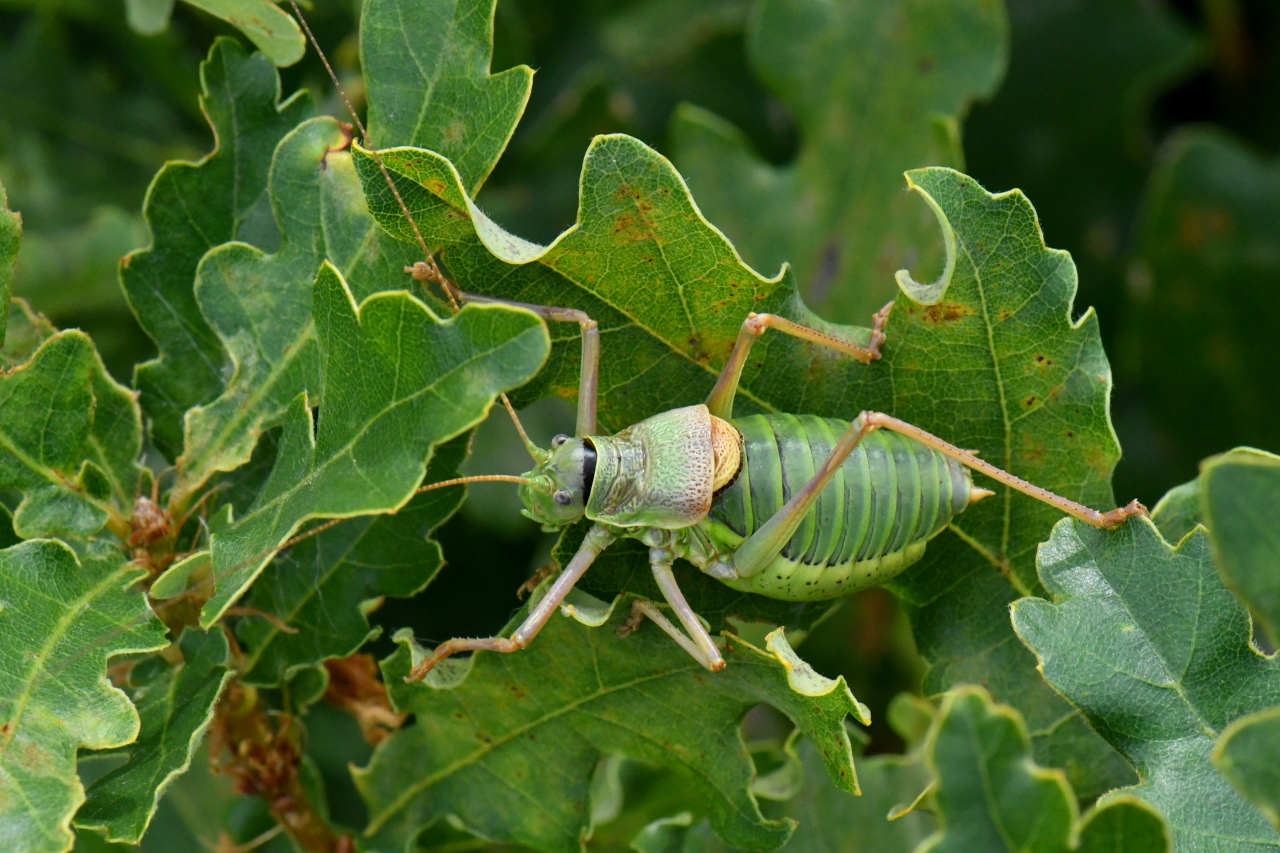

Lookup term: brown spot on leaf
[1024,396,1036,407]
[1022,441,1045,464]
[920,302,974,325]
[1085,445,1113,476]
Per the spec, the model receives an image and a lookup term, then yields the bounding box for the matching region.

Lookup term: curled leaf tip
[764,628,872,724]
[894,169,958,307]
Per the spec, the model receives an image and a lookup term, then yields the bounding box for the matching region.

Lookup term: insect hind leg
[706,303,892,420]
[854,411,1148,529]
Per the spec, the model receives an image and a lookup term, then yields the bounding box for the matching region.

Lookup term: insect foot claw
[516,564,556,600]
[1100,499,1150,529]
[404,659,436,683]
[616,601,647,638]
[404,644,458,682]
[866,300,894,360]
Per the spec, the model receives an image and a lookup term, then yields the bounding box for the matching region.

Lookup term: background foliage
[1,0,1279,852]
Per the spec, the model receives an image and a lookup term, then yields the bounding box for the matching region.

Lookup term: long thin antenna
[500,393,545,462]
[286,0,459,310]
[416,474,534,494]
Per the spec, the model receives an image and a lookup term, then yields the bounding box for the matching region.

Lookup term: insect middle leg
[407,263,601,436]
[618,548,725,671]
[706,302,892,419]
[404,524,616,682]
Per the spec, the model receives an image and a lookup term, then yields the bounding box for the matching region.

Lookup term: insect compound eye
[551,434,569,448]
[553,489,573,507]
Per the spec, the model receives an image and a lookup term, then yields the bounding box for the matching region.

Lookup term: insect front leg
[618,547,725,672]
[706,303,893,419]
[406,264,600,436]
[404,524,616,682]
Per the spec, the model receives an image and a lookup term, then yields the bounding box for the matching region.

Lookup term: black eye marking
[552,434,569,448]
[553,489,572,506]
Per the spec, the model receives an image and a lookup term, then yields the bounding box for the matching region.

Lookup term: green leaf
[0,331,142,539]
[876,169,1135,799]
[1011,517,1280,851]
[768,732,934,853]
[1128,130,1280,489]
[1201,447,1280,643]
[75,629,234,843]
[174,115,422,500]
[0,540,167,853]
[354,133,885,432]
[0,298,56,370]
[354,130,880,634]
[919,686,1170,853]
[181,0,305,67]
[201,262,549,627]
[623,731,935,853]
[362,0,533,192]
[1214,708,1280,832]
[124,38,312,459]
[124,0,304,65]
[670,0,1007,321]
[355,610,866,853]
[235,435,468,685]
[1150,477,1202,545]
[1076,796,1172,853]
[357,141,1133,795]
[0,177,20,345]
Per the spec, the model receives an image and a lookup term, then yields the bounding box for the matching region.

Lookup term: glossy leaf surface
[1013,518,1280,851]
[919,686,1169,853]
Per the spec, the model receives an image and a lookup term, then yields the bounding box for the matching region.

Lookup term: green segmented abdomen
[705,413,973,601]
